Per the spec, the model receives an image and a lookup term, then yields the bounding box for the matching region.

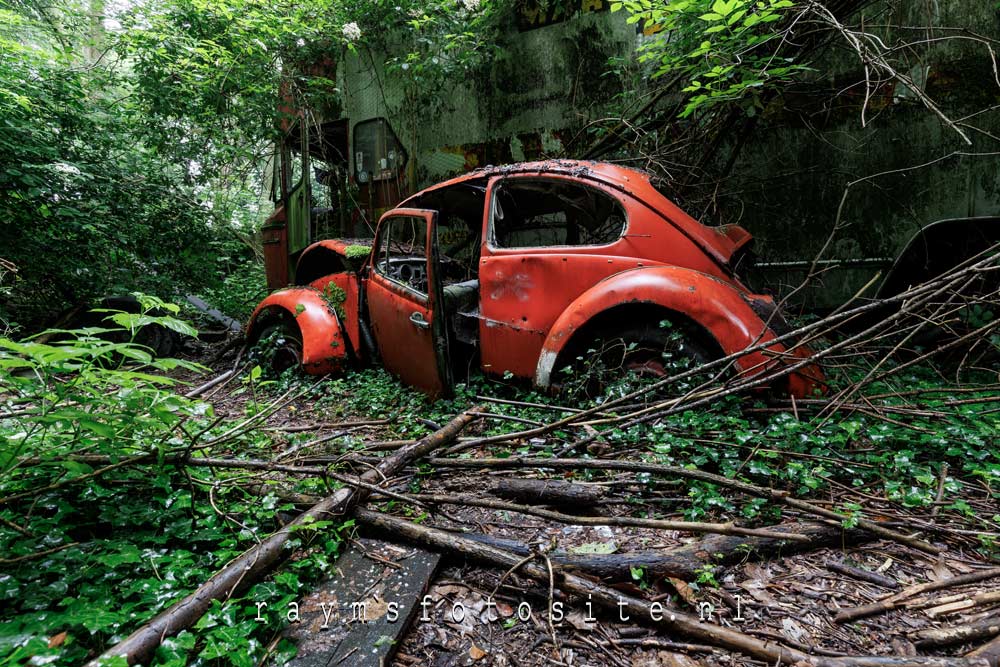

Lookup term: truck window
[354,118,407,183]
[491,179,626,248]
[310,158,341,240]
[373,216,428,295]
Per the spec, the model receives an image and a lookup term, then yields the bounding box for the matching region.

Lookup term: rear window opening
[490,179,627,248]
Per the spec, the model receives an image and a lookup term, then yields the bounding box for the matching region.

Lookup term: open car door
[366,209,452,397]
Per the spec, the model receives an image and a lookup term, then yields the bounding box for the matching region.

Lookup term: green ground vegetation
[1,302,997,665]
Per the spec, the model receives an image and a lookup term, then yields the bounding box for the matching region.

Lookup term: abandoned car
[247,160,823,397]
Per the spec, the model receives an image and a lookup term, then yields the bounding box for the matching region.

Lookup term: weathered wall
[338,3,636,183]
[726,1,1000,306]
[335,0,1000,307]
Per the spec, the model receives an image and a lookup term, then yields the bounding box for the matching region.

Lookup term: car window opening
[492,179,627,248]
[406,182,488,351]
[373,215,429,295]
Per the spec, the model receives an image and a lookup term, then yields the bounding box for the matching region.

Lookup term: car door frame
[365,208,453,397]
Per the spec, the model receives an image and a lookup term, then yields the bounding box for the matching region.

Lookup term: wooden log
[86,407,481,667]
[493,477,606,507]
[913,617,1000,650]
[826,560,900,589]
[835,568,1000,624]
[418,520,871,580]
[353,509,989,667]
[411,492,812,541]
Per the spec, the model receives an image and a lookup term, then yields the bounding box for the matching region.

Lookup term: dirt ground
[178,336,1000,667]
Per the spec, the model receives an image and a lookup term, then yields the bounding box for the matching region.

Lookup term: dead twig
[835,567,1000,624]
[424,456,941,554]
[86,406,481,666]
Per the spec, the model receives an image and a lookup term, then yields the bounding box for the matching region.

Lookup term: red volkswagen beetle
[248,160,823,397]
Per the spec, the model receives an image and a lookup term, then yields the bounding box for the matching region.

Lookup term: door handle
[409,312,430,329]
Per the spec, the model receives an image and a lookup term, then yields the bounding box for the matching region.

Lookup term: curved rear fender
[248,287,351,375]
[534,266,824,396]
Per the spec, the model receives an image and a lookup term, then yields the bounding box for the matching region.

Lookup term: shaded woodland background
[1,2,999,666]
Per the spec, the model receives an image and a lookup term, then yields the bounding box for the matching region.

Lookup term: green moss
[322,283,348,321]
[344,245,371,259]
[323,283,347,305]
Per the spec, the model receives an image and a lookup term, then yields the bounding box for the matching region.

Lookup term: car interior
[387,181,487,355]
[491,178,627,248]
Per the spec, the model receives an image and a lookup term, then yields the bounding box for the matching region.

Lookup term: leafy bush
[0,11,221,329]
[611,0,806,118]
[0,298,345,665]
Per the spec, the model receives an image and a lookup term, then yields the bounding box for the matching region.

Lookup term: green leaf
[711,0,735,17]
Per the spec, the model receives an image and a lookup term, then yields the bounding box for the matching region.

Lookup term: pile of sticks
[4,251,997,665]
[72,399,999,666]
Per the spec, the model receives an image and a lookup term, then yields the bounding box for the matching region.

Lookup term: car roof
[398,159,747,265]
[401,159,646,199]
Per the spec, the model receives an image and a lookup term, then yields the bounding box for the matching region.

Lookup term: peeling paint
[489,271,535,302]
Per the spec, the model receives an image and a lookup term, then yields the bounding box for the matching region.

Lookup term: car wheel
[559,319,720,398]
[133,323,180,358]
[252,320,303,376]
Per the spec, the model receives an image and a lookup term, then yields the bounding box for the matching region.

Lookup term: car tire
[133,323,180,358]
[252,320,303,376]
[558,318,720,398]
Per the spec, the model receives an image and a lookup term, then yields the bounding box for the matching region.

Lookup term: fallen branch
[493,478,606,507]
[1,451,163,507]
[267,418,391,433]
[409,492,812,542]
[417,520,869,580]
[926,591,1000,618]
[835,568,1000,624]
[423,457,942,554]
[184,369,234,399]
[354,508,988,667]
[913,617,1000,650]
[826,560,900,589]
[86,407,481,667]
[0,541,79,565]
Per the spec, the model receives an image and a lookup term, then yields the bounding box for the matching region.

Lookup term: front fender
[534,266,823,397]
[248,287,349,375]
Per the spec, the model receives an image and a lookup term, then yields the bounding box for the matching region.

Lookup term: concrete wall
[338,4,637,183]
[334,0,1000,307]
[724,1,1000,306]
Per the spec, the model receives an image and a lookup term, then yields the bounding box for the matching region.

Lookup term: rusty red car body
[248,160,823,398]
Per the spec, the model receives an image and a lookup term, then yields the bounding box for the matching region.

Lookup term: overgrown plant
[0,300,348,665]
[0,295,202,481]
[613,0,806,118]
[381,0,504,117]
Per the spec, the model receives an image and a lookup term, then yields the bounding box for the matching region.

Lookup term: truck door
[286,124,311,257]
[366,209,452,397]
